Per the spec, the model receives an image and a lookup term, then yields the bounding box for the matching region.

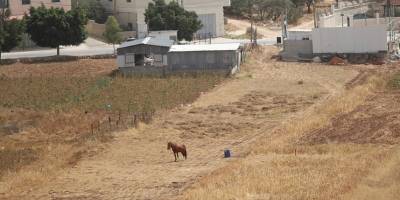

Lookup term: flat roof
[119,37,174,49]
[169,43,241,52]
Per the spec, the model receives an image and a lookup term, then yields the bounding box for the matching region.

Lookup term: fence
[86,20,136,40]
[88,111,155,139]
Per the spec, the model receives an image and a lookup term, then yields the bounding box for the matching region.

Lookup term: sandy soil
[0,47,359,199]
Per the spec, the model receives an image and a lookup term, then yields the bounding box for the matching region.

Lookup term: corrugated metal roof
[119,37,174,49]
[169,43,241,52]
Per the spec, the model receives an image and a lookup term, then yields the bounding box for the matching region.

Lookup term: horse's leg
[174,152,177,162]
[182,152,186,160]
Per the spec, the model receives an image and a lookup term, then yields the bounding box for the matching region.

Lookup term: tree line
[0,0,202,60]
[226,0,314,24]
[0,5,87,59]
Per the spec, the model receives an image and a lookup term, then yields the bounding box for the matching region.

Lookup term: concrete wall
[9,0,71,17]
[287,31,312,40]
[86,20,136,40]
[312,25,387,54]
[353,17,400,30]
[149,30,178,42]
[318,0,371,28]
[319,14,336,28]
[281,40,313,60]
[86,20,106,39]
[102,0,228,38]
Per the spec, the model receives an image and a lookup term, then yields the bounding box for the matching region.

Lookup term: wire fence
[88,111,156,137]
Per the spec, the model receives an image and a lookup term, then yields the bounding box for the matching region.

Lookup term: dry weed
[182,74,388,200]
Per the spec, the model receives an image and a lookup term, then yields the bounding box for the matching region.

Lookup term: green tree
[78,0,108,23]
[25,6,87,56]
[103,16,122,54]
[305,0,313,14]
[225,0,250,16]
[0,8,25,61]
[144,0,202,41]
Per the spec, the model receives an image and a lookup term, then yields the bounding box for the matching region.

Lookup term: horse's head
[167,142,171,150]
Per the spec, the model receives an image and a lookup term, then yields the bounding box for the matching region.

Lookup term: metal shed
[117,37,174,68]
[167,43,242,75]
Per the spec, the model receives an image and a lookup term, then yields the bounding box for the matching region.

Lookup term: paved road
[3,37,276,59]
[3,46,116,59]
[3,38,117,59]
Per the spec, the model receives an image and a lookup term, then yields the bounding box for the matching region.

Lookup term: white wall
[107,0,228,38]
[117,55,125,68]
[149,30,178,41]
[353,17,400,30]
[287,31,312,40]
[312,25,387,54]
[318,0,370,28]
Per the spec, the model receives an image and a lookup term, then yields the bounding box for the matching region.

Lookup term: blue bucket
[224,149,231,158]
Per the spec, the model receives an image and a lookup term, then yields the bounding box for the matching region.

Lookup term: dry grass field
[182,71,400,199]
[1,47,398,200]
[0,59,223,198]
[0,46,362,199]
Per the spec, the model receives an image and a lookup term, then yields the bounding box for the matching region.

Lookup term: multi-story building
[1,0,71,18]
[99,0,230,38]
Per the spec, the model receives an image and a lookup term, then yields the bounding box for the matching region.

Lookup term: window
[125,53,135,67]
[0,0,8,8]
[22,0,30,5]
[169,36,177,42]
[127,23,133,31]
[52,0,60,2]
[127,0,131,2]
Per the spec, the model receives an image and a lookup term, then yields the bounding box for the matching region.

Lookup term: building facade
[4,0,71,18]
[99,0,230,38]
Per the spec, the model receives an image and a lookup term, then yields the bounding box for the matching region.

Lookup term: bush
[288,7,303,24]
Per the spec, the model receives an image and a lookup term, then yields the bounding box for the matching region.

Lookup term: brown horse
[167,142,187,162]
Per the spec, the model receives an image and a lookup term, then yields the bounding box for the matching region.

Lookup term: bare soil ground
[0,47,359,199]
[0,59,117,78]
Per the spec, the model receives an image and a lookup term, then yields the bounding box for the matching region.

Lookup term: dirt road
[2,48,358,199]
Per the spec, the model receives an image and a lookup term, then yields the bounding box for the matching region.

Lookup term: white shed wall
[117,55,126,68]
[287,31,312,40]
[312,25,387,54]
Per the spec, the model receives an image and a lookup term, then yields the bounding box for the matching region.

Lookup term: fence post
[134,113,138,128]
[108,116,112,130]
[97,120,101,132]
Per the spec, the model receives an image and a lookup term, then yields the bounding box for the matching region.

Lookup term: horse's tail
[182,145,187,159]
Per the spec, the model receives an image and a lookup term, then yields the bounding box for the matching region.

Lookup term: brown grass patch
[182,73,390,200]
[0,60,225,189]
[0,59,117,78]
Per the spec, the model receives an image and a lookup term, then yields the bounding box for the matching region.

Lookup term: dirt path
[3,48,358,200]
[226,15,314,39]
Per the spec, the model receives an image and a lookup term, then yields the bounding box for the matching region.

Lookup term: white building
[99,0,231,38]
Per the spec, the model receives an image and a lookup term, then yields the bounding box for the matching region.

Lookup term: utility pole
[249,0,253,45]
[313,0,317,28]
[113,0,117,15]
[0,0,7,61]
